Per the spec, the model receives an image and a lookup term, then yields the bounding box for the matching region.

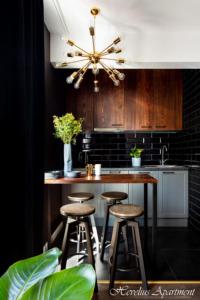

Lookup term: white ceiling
[44,0,200,68]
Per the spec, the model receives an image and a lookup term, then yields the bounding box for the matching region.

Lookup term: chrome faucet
[160,145,168,165]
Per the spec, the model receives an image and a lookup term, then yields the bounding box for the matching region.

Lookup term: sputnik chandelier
[57,7,125,92]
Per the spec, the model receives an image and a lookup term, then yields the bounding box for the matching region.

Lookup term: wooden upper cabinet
[93,73,125,129]
[66,69,182,131]
[131,70,182,131]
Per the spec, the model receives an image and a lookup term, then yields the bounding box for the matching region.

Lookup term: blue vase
[64,143,72,176]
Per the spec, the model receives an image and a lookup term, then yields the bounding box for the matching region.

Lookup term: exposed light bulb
[66,76,73,84]
[66,72,78,84]
[94,86,99,93]
[118,72,125,80]
[74,75,83,89]
[92,64,99,75]
[113,69,125,80]
[113,80,120,86]
[94,80,99,92]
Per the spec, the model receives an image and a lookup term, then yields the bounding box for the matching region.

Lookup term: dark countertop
[74,165,189,172]
[45,173,158,184]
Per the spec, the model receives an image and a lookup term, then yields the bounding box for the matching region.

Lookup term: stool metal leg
[121,224,129,262]
[109,220,122,292]
[90,214,100,253]
[61,218,71,270]
[129,220,148,290]
[82,217,98,293]
[100,202,113,261]
[131,225,139,268]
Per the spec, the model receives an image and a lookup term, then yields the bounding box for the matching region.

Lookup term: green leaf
[21,264,95,300]
[0,248,61,300]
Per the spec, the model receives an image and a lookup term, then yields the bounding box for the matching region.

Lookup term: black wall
[181,71,200,230]
[44,25,66,171]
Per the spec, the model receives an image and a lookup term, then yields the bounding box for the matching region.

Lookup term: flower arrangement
[53,113,83,144]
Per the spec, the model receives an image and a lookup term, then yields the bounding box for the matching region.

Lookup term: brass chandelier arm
[98,42,116,56]
[101,57,125,63]
[77,61,91,76]
[67,58,90,64]
[98,61,114,77]
[70,42,91,56]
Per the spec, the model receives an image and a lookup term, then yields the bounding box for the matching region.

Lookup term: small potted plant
[129,145,144,167]
[53,113,83,176]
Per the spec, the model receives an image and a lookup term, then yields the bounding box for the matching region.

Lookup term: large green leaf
[21,264,95,300]
[0,248,61,300]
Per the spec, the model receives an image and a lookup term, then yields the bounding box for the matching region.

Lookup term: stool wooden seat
[101,191,128,202]
[110,204,144,219]
[68,192,94,202]
[60,203,95,217]
[100,191,128,261]
[109,204,147,292]
[60,203,98,292]
[66,192,99,253]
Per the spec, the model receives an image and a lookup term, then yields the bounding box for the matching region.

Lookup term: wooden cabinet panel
[134,70,154,130]
[153,70,182,130]
[93,73,124,129]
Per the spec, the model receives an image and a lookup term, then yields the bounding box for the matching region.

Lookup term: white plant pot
[64,143,72,176]
[132,157,141,167]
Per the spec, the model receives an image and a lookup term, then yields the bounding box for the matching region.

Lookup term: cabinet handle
[163,171,175,174]
[156,125,166,128]
[112,123,123,127]
[141,125,152,128]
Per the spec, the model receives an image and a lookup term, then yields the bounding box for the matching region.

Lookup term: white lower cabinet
[129,170,188,226]
[159,170,188,220]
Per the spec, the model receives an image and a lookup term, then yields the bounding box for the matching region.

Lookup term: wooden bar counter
[44,173,158,256]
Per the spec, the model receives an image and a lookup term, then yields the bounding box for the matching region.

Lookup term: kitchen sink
[144,165,177,168]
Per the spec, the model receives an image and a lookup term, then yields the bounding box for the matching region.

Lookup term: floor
[57,226,200,298]
[63,226,200,281]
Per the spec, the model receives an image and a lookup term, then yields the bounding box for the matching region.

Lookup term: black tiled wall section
[73,132,176,168]
[170,70,200,164]
[177,70,200,231]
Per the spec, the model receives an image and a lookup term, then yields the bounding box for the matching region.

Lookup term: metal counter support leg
[152,183,157,257]
[143,183,148,250]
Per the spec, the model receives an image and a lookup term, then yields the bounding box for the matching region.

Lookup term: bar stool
[67,192,99,253]
[60,203,98,291]
[100,191,128,261]
[109,204,148,291]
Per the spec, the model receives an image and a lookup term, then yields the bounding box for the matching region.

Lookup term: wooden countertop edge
[44,174,158,184]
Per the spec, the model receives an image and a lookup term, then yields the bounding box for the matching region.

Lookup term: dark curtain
[0,0,44,273]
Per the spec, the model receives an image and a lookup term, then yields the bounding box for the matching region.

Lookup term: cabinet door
[93,74,124,129]
[128,171,159,217]
[153,70,183,130]
[159,171,188,218]
[134,70,154,130]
